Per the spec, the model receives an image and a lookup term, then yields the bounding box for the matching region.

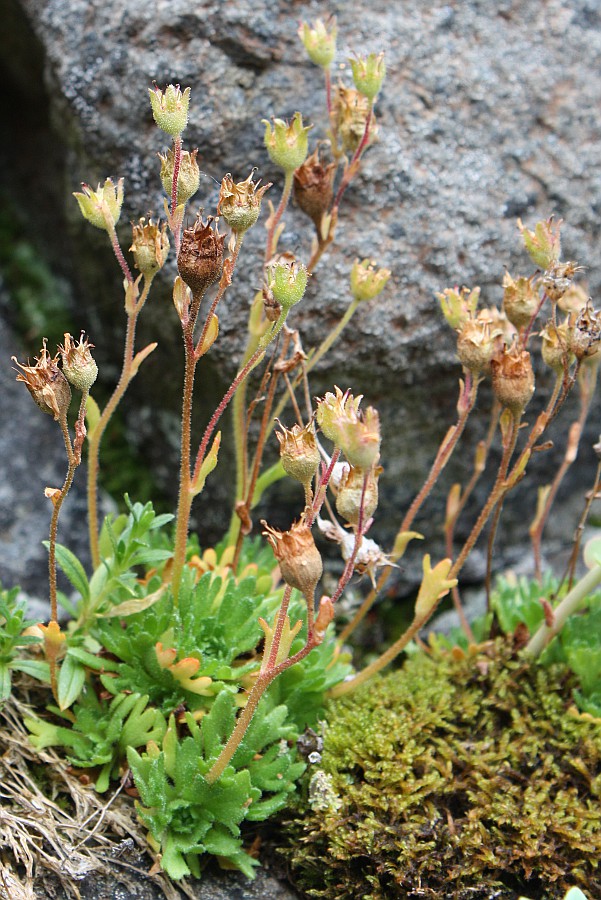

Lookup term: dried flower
[540,320,573,373]
[331,85,377,155]
[177,214,225,296]
[557,282,589,315]
[456,310,503,374]
[502,273,540,330]
[275,420,320,487]
[149,84,191,136]
[293,146,336,232]
[13,340,72,420]
[158,147,200,204]
[491,343,535,414]
[568,302,601,362]
[335,464,380,526]
[541,260,581,302]
[73,178,124,232]
[262,519,323,600]
[217,171,271,234]
[59,332,98,392]
[130,218,169,277]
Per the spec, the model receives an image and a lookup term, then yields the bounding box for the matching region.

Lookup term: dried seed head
[491,343,535,414]
[456,310,503,374]
[158,147,200,204]
[557,282,589,315]
[568,301,601,362]
[13,340,72,420]
[541,260,580,303]
[262,519,323,600]
[335,464,380,526]
[502,272,540,330]
[177,213,225,296]
[59,332,98,392]
[275,420,320,486]
[217,171,271,234]
[540,320,573,374]
[293,146,336,232]
[331,85,377,155]
[130,218,169,277]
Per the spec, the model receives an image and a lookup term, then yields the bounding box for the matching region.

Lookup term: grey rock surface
[3,0,601,584]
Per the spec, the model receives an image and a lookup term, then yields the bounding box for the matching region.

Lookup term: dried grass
[0,685,198,900]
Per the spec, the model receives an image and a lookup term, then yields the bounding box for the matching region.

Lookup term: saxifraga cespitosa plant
[5,13,601,882]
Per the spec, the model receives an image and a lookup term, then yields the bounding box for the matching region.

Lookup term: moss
[279,641,601,899]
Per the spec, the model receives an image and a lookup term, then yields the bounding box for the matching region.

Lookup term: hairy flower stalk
[85,271,157,569]
[171,215,225,603]
[14,338,95,699]
[73,177,161,568]
[530,359,599,581]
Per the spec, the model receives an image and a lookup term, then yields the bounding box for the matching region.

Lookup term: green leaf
[0,664,11,702]
[57,654,86,710]
[251,459,286,508]
[43,542,90,602]
[66,646,119,672]
[11,659,50,683]
[85,393,101,440]
[201,691,236,760]
[583,536,601,569]
[99,514,127,560]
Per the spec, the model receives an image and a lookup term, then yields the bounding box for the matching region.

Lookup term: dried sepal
[491,342,535,414]
[262,518,323,601]
[293,146,336,232]
[275,420,320,487]
[177,214,225,296]
[13,340,72,420]
[130,218,169,277]
[217,171,271,234]
[59,332,98,392]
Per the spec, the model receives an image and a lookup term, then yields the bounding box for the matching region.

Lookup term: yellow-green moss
[279,641,601,899]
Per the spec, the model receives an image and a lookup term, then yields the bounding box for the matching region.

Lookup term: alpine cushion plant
[4,13,601,893]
